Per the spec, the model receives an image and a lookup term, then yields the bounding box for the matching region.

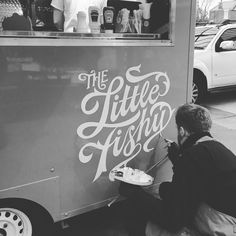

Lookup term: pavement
[203,102,236,154]
[55,201,129,236]
[56,98,236,236]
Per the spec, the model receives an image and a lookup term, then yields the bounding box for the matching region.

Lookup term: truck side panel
[0,0,195,221]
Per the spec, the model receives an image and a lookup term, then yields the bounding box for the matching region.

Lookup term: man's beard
[177,133,182,146]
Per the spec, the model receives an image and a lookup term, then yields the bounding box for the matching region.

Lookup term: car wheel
[0,207,32,236]
[0,199,54,236]
[192,78,206,104]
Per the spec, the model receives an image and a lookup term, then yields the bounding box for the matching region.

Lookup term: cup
[140,2,152,20]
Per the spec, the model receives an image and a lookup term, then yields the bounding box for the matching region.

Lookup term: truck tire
[192,74,207,104]
[0,199,54,236]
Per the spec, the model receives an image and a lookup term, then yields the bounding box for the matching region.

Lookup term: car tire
[192,75,207,104]
[0,199,54,236]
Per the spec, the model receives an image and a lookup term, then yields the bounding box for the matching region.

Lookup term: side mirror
[220,40,236,50]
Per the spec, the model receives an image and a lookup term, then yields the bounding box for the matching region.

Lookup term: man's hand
[168,142,180,165]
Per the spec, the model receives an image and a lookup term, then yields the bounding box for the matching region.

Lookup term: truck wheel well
[193,69,207,91]
[0,198,54,236]
[192,69,208,103]
[0,198,53,219]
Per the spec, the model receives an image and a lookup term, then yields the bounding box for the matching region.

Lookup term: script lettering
[77,65,175,181]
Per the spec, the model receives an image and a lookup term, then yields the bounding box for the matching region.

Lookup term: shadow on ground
[55,201,129,236]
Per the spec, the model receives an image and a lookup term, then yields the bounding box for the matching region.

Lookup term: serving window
[0,0,175,44]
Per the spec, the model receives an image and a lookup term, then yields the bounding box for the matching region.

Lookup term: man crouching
[119,103,236,236]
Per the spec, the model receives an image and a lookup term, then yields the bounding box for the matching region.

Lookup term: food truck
[0,0,196,235]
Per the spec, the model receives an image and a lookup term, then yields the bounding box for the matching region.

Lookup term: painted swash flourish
[77,65,175,181]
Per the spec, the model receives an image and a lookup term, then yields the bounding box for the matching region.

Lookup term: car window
[221,28,236,41]
[215,28,236,52]
[194,26,219,49]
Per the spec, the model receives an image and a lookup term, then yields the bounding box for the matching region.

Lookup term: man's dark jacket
[119,132,236,232]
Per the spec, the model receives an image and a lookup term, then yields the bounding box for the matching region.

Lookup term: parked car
[193,23,236,103]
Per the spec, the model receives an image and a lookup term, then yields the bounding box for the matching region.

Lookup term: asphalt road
[202,90,236,154]
[203,90,236,115]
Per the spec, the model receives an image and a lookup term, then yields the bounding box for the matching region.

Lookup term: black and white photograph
[0,0,236,236]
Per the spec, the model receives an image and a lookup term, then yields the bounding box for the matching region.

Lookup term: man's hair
[175,103,212,133]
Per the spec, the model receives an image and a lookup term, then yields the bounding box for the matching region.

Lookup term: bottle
[76,11,89,33]
[103,6,115,33]
[100,13,105,33]
[140,2,152,33]
[88,6,101,33]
